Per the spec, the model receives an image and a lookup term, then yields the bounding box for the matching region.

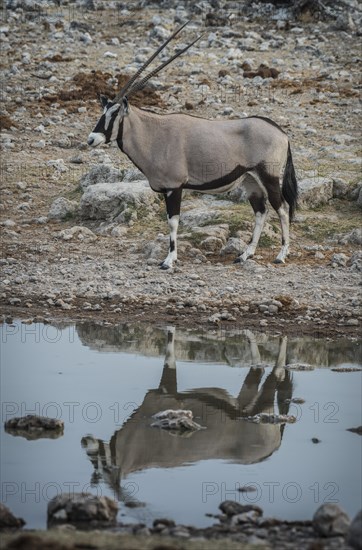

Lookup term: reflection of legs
[164,327,176,369]
[246,336,288,415]
[159,367,177,395]
[245,372,278,416]
[237,368,265,414]
[272,336,287,382]
[244,329,261,365]
[160,328,177,394]
[277,370,293,415]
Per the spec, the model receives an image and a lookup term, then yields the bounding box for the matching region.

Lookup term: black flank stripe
[184,164,247,191]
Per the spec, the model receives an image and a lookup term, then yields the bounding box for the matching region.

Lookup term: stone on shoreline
[313,503,350,537]
[347,510,362,550]
[48,493,118,524]
[0,503,25,529]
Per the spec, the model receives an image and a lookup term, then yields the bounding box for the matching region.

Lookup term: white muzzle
[87,132,106,147]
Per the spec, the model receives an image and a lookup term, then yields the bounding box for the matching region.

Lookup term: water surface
[1,321,361,528]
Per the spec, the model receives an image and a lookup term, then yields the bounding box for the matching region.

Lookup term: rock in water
[151,409,205,431]
[313,503,350,537]
[219,500,263,518]
[243,413,296,424]
[0,503,25,528]
[4,415,64,440]
[48,493,118,524]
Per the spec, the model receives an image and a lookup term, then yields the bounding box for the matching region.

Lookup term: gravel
[0,3,360,340]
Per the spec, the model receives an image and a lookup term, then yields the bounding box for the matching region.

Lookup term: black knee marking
[256,163,282,212]
[164,188,182,218]
[249,193,266,215]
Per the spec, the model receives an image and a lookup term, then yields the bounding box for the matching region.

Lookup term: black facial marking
[100,95,108,108]
[93,114,106,134]
[92,104,121,143]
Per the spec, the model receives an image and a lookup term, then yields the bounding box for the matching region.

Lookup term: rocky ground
[1,0,361,338]
[1,499,361,550]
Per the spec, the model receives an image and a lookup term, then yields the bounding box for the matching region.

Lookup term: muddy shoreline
[1,300,360,339]
[0,512,355,550]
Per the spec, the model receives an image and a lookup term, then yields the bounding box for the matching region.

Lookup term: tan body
[123,106,289,192]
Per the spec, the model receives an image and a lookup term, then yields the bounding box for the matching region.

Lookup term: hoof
[234,255,251,264]
[273,258,285,264]
[160,263,171,270]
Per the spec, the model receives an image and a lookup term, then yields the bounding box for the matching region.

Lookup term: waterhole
[1,321,361,528]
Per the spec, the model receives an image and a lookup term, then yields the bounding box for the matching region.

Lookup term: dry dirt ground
[0,2,361,339]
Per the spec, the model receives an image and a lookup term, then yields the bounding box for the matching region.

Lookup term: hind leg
[260,169,290,264]
[235,193,267,262]
[275,201,290,263]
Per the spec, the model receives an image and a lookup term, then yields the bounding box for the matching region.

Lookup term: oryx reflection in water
[82,329,293,499]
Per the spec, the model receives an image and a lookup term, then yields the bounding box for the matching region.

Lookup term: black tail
[282,143,298,222]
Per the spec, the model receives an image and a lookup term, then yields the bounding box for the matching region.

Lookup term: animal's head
[87,20,202,148]
[87,96,128,147]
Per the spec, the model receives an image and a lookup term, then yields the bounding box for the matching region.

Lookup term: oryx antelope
[88,22,298,268]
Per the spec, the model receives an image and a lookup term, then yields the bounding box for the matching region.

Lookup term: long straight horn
[114,20,190,102]
[128,33,203,96]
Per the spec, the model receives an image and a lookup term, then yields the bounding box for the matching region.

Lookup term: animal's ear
[122,96,129,114]
[100,95,108,108]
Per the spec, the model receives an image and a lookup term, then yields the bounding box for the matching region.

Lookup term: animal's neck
[117,106,163,178]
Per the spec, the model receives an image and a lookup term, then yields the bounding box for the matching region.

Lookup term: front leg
[160,188,182,270]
